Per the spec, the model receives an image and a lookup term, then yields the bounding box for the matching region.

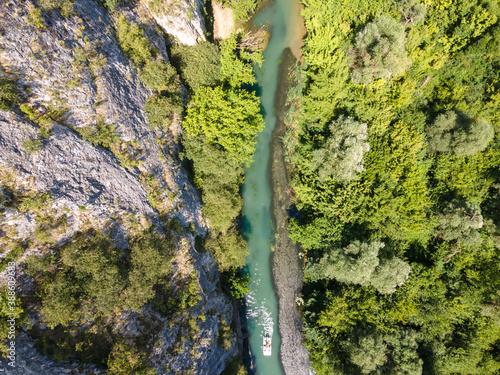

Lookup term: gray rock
[146,0,207,45]
[0,0,234,373]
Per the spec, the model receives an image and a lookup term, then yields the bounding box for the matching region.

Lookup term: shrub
[224,0,257,22]
[144,94,182,129]
[22,138,42,153]
[107,340,155,375]
[139,60,178,92]
[437,199,483,248]
[115,15,155,66]
[309,116,370,182]
[77,122,120,149]
[205,229,249,271]
[0,78,18,110]
[39,0,74,17]
[27,8,45,28]
[183,85,264,165]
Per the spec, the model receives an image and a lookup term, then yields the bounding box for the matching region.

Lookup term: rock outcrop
[146,0,207,45]
[0,0,235,373]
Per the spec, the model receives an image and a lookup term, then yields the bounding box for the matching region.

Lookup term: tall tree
[427,111,494,156]
[309,116,370,182]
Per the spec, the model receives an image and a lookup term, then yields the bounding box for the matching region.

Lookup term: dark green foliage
[115,15,155,66]
[171,42,221,92]
[31,230,173,327]
[205,229,249,271]
[77,122,120,149]
[202,187,243,233]
[223,268,250,299]
[220,34,262,88]
[107,340,155,375]
[183,135,244,189]
[123,232,173,310]
[223,0,258,22]
[0,78,18,110]
[427,111,494,156]
[39,0,74,17]
[139,60,178,93]
[103,0,118,11]
[349,15,411,84]
[183,135,244,233]
[144,94,182,129]
[180,38,261,273]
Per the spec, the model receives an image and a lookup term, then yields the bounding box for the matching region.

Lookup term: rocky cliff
[0,0,235,373]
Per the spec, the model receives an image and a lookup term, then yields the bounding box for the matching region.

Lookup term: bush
[139,60,178,93]
[144,94,182,129]
[202,187,243,233]
[309,116,370,182]
[27,8,45,28]
[107,341,155,375]
[77,122,120,149]
[437,199,483,248]
[22,138,42,153]
[115,15,155,66]
[171,42,221,92]
[39,0,74,17]
[224,0,258,22]
[0,78,18,110]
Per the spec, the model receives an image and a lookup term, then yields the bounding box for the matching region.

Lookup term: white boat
[262,333,272,356]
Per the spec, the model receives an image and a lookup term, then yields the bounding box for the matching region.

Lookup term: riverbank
[269,48,311,375]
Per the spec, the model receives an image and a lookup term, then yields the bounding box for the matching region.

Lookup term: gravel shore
[270,48,311,375]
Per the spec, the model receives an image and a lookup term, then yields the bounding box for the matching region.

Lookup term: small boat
[262,333,272,356]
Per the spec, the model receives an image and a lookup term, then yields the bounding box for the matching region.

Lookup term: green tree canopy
[139,59,178,93]
[370,257,412,295]
[309,116,370,182]
[171,42,221,92]
[220,34,262,88]
[308,241,384,285]
[349,15,412,84]
[183,85,264,165]
[346,334,388,374]
[437,199,483,248]
[427,111,494,156]
[205,228,249,271]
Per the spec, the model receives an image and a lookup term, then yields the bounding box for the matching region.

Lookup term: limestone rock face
[146,0,207,45]
[0,0,235,373]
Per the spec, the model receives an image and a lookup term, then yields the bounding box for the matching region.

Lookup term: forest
[285,0,500,373]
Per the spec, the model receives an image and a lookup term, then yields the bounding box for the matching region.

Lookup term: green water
[242,1,300,373]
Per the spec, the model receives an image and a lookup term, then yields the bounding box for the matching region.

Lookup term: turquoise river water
[242,0,302,373]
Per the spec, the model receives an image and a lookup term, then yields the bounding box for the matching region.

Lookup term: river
[241,0,305,374]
